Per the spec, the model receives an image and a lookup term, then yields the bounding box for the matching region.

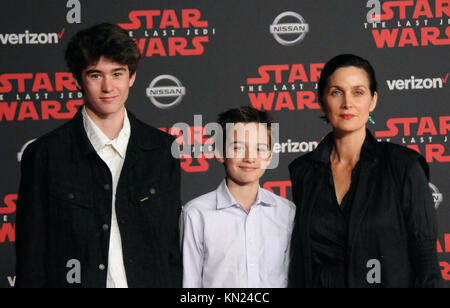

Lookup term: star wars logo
[240,63,325,111]
[0,73,83,122]
[118,9,215,57]
[0,194,16,244]
[376,116,450,163]
[364,0,450,48]
[263,181,292,199]
[159,125,214,173]
[438,233,450,280]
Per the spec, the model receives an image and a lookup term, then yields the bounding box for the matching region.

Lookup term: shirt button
[67,193,75,200]
[104,184,111,191]
[99,264,105,271]
[102,224,109,231]
[149,188,156,195]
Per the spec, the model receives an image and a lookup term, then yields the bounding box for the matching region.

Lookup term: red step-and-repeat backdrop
[0,0,449,288]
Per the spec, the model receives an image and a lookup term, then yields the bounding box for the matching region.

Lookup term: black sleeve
[402,156,442,288]
[287,161,304,288]
[15,142,48,288]
[166,144,183,288]
[289,162,300,209]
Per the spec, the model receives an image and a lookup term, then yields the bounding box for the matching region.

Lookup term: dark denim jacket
[15,109,182,288]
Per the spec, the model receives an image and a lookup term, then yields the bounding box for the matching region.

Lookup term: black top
[288,130,441,288]
[310,144,363,288]
[15,108,183,288]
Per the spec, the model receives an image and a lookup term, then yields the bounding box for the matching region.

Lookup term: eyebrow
[329,85,368,89]
[230,141,269,146]
[85,67,127,75]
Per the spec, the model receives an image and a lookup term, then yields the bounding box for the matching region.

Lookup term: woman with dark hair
[288,54,441,288]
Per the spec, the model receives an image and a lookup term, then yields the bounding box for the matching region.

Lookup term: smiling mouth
[240,167,258,172]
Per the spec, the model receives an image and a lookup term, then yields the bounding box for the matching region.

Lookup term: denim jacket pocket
[49,181,93,209]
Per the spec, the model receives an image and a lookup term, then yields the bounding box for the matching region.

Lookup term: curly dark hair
[65,23,141,83]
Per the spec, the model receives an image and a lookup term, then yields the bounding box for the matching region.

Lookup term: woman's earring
[369,114,375,125]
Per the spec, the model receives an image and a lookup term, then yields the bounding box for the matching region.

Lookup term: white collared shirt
[180,179,296,288]
[82,106,130,288]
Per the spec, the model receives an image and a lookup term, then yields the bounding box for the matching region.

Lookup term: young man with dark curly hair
[15,23,182,288]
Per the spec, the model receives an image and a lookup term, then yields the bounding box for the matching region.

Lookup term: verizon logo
[386,74,448,91]
[0,29,65,45]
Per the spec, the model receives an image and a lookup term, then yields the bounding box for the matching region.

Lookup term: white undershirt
[82,106,130,288]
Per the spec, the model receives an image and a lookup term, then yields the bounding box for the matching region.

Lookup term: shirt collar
[216,179,277,211]
[309,129,378,164]
[81,106,130,159]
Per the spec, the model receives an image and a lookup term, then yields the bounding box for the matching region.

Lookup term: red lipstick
[340,114,355,120]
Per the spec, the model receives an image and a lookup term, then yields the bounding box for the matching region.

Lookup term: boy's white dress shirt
[181,179,296,288]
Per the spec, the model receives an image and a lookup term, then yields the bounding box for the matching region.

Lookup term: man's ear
[129,72,137,87]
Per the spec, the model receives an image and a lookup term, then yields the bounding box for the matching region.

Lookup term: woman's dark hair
[65,23,141,83]
[318,54,378,106]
